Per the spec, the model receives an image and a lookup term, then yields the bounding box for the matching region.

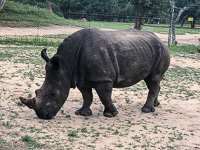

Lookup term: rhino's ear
[41,48,49,63]
[51,55,61,68]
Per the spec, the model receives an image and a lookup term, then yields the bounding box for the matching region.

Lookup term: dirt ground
[0,26,200,149]
[0,25,200,46]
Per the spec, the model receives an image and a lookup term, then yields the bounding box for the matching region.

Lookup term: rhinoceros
[20,28,170,119]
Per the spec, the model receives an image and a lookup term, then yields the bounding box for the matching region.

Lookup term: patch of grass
[67,130,79,138]
[0,137,11,149]
[115,143,124,148]
[2,121,13,129]
[10,112,19,120]
[16,101,23,106]
[0,36,61,46]
[162,65,200,101]
[81,127,88,133]
[114,129,120,135]
[143,24,200,34]
[0,52,13,61]
[21,135,43,148]
[42,34,68,41]
[169,45,200,54]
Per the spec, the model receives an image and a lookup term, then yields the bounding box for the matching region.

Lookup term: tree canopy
[11,0,200,28]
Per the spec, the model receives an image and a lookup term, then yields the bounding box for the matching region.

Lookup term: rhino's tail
[162,75,167,81]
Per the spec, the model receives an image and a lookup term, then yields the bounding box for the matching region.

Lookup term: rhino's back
[62,28,169,88]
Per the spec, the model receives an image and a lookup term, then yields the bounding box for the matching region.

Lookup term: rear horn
[41,48,49,62]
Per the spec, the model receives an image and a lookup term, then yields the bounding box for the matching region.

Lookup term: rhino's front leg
[75,88,93,116]
[94,82,118,117]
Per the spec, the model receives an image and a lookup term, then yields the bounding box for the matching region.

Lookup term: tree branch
[174,4,198,24]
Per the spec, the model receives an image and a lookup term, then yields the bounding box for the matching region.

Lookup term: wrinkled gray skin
[20,28,170,119]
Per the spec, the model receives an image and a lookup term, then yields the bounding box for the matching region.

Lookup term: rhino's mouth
[35,109,56,119]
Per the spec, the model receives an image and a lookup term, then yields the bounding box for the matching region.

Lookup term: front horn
[19,97,36,109]
[41,48,49,62]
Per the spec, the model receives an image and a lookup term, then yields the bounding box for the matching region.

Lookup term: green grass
[21,135,43,148]
[143,24,200,34]
[0,36,61,46]
[0,137,11,149]
[0,1,70,27]
[87,22,200,34]
[169,45,200,53]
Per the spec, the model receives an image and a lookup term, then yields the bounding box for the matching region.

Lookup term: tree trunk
[191,20,195,28]
[134,18,142,30]
[134,3,146,30]
[172,4,197,45]
[0,0,6,11]
[181,18,187,27]
[172,22,177,45]
[134,1,140,30]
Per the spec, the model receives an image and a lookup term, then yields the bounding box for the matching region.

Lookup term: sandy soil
[0,47,199,150]
[1,25,200,46]
[0,26,200,149]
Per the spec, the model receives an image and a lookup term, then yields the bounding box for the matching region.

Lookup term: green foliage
[174,0,200,28]
[8,0,171,19]
[1,0,199,30]
[0,1,70,27]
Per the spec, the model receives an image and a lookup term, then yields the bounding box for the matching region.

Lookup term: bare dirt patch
[0,45,200,149]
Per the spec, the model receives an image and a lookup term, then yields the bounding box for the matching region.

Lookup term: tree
[184,5,200,28]
[0,0,6,11]
[171,0,200,44]
[131,0,170,30]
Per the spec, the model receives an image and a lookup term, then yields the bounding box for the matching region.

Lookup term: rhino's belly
[113,66,150,88]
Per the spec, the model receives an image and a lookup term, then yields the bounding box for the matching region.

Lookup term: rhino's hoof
[154,101,160,107]
[103,111,118,117]
[141,106,155,113]
[75,108,92,116]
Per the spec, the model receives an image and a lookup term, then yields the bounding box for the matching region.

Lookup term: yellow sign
[188,17,193,21]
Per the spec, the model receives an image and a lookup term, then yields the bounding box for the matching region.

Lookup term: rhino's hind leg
[142,76,161,113]
[154,95,160,107]
[75,88,93,116]
[153,85,161,107]
[94,82,118,117]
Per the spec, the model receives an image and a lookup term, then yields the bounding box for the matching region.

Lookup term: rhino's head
[20,49,70,119]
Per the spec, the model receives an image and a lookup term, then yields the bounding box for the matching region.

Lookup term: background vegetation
[0,1,199,35]
[9,0,199,28]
